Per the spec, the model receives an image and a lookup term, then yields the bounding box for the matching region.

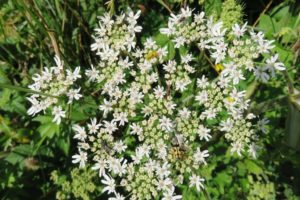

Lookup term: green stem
[0,83,58,98]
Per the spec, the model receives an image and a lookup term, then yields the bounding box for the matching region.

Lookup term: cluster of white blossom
[27,56,82,124]
[28,7,285,200]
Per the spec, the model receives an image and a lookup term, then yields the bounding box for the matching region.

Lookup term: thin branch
[252,0,273,27]
[0,83,58,98]
[156,0,173,14]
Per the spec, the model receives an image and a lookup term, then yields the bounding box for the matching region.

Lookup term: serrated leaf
[167,41,175,60]
[13,144,33,156]
[5,152,24,165]
[70,111,89,121]
[33,115,53,123]
[57,136,70,156]
[37,123,59,138]
[154,33,169,46]
[245,159,263,175]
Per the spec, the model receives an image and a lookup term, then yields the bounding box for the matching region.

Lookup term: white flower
[154,86,166,99]
[178,108,191,119]
[130,123,143,135]
[230,141,244,156]
[248,143,258,159]
[254,66,270,83]
[194,148,209,165]
[189,174,205,191]
[67,66,81,81]
[195,91,208,105]
[180,7,193,18]
[220,119,233,131]
[27,96,41,116]
[160,21,175,36]
[230,88,245,102]
[72,151,87,168]
[159,116,173,132]
[66,88,82,104]
[162,187,182,200]
[257,118,269,134]
[103,120,118,134]
[258,39,274,53]
[109,192,125,200]
[266,54,285,72]
[231,69,245,85]
[54,55,63,71]
[52,106,65,124]
[101,174,116,194]
[108,157,127,176]
[202,108,217,119]
[72,124,87,141]
[113,141,127,153]
[99,99,113,116]
[156,162,171,179]
[175,79,190,92]
[181,54,193,64]
[127,10,141,24]
[197,125,212,141]
[118,57,133,69]
[85,65,99,81]
[232,22,247,37]
[156,178,172,191]
[196,75,209,88]
[173,36,186,48]
[92,159,107,177]
[163,61,176,73]
[87,118,101,134]
[113,112,128,126]
[210,21,226,37]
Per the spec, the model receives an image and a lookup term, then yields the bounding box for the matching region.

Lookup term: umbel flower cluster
[28,7,285,200]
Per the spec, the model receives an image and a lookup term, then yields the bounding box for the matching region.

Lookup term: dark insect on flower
[101,141,113,155]
[170,134,189,159]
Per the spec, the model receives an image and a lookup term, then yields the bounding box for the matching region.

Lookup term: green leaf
[215,172,232,194]
[204,0,222,16]
[286,93,300,149]
[13,144,33,156]
[245,159,263,175]
[37,123,59,138]
[154,33,169,46]
[0,89,11,108]
[33,115,53,123]
[70,111,89,121]
[57,136,70,156]
[167,41,175,60]
[5,152,24,165]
